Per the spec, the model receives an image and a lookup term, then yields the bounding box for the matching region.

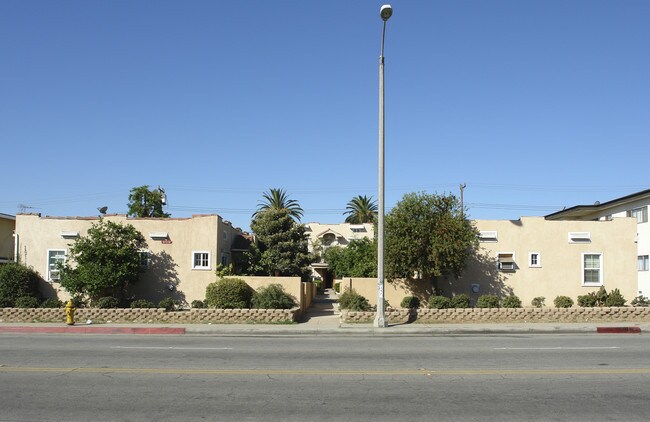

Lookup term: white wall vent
[568,232,591,243]
[149,232,169,240]
[478,231,498,242]
[60,231,80,239]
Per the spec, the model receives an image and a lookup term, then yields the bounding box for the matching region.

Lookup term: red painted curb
[0,326,185,335]
[596,327,642,334]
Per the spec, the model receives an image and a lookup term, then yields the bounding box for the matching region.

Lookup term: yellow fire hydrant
[65,299,76,325]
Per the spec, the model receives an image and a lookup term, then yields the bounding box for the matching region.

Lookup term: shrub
[502,295,522,308]
[71,296,85,308]
[205,277,253,309]
[158,297,178,311]
[428,296,451,309]
[0,263,41,307]
[40,298,63,308]
[577,292,598,307]
[400,296,421,309]
[338,289,370,311]
[594,286,609,306]
[531,296,545,308]
[191,300,206,309]
[15,296,41,308]
[450,294,471,309]
[95,296,119,309]
[252,284,296,309]
[476,295,500,309]
[604,288,626,307]
[554,296,574,308]
[631,295,650,307]
[130,299,155,308]
[334,283,341,293]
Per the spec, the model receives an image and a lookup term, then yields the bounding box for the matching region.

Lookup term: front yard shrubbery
[476,295,500,309]
[251,284,296,309]
[0,263,41,307]
[205,278,254,309]
[400,296,420,309]
[554,296,574,308]
[338,289,370,311]
[428,296,451,309]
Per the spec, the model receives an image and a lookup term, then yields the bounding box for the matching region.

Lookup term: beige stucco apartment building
[14,213,246,304]
[305,222,374,287]
[545,189,650,298]
[438,216,638,306]
[0,213,15,263]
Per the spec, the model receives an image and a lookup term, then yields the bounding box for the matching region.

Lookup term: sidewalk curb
[0,326,185,335]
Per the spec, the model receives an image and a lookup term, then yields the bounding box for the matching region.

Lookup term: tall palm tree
[344,195,378,224]
[253,188,304,221]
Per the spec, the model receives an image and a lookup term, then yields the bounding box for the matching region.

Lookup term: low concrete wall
[341,307,650,324]
[338,277,431,308]
[0,307,300,324]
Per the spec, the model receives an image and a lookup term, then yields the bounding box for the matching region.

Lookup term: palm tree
[253,188,304,221]
[344,195,378,224]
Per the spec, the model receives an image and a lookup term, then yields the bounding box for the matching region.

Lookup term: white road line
[494,346,619,350]
[111,346,233,350]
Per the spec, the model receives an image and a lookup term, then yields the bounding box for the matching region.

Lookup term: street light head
[380,4,393,21]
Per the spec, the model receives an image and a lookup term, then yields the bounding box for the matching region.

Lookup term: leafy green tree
[344,195,378,224]
[248,208,312,278]
[0,263,41,307]
[384,192,478,285]
[253,188,304,221]
[324,238,377,278]
[59,219,147,303]
[127,185,170,218]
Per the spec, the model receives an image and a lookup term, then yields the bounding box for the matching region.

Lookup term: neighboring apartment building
[14,213,246,304]
[437,216,638,306]
[545,189,650,297]
[0,213,16,263]
[305,222,374,288]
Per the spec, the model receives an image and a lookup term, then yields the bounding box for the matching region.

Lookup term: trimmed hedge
[450,294,471,309]
[400,296,421,309]
[428,296,451,309]
[476,295,500,309]
[554,296,574,308]
[252,284,296,309]
[338,289,370,311]
[205,278,254,309]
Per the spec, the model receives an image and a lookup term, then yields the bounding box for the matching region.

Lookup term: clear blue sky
[2,0,649,231]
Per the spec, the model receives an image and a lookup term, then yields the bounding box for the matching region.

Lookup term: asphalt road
[1,333,649,421]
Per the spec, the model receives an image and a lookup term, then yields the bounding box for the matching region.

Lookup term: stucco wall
[440,217,638,306]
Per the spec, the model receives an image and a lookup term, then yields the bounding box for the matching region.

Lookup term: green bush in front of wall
[604,288,626,307]
[476,295,500,309]
[15,296,41,308]
[400,296,421,309]
[40,298,64,308]
[428,296,451,309]
[577,293,597,307]
[252,284,296,309]
[338,289,370,311]
[531,297,545,308]
[553,296,574,308]
[130,299,156,309]
[502,294,522,308]
[158,297,178,311]
[205,277,254,309]
[450,294,471,308]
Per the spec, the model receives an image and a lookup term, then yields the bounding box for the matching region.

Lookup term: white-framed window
[639,255,649,272]
[628,207,648,224]
[192,251,211,270]
[582,253,603,285]
[479,231,498,242]
[529,252,541,268]
[139,250,150,268]
[497,252,516,271]
[47,249,66,282]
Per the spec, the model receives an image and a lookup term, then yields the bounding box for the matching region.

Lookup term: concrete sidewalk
[1,289,648,335]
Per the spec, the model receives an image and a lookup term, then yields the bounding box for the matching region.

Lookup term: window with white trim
[582,253,602,285]
[47,249,66,282]
[628,207,648,224]
[192,251,211,270]
[639,255,649,272]
[529,252,541,268]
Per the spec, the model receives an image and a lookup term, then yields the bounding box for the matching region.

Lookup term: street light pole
[375,4,392,328]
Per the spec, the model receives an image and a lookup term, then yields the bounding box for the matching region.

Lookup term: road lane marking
[494,347,620,350]
[111,346,233,350]
[1,367,649,376]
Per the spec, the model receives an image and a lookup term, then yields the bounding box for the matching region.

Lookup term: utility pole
[460,183,467,217]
